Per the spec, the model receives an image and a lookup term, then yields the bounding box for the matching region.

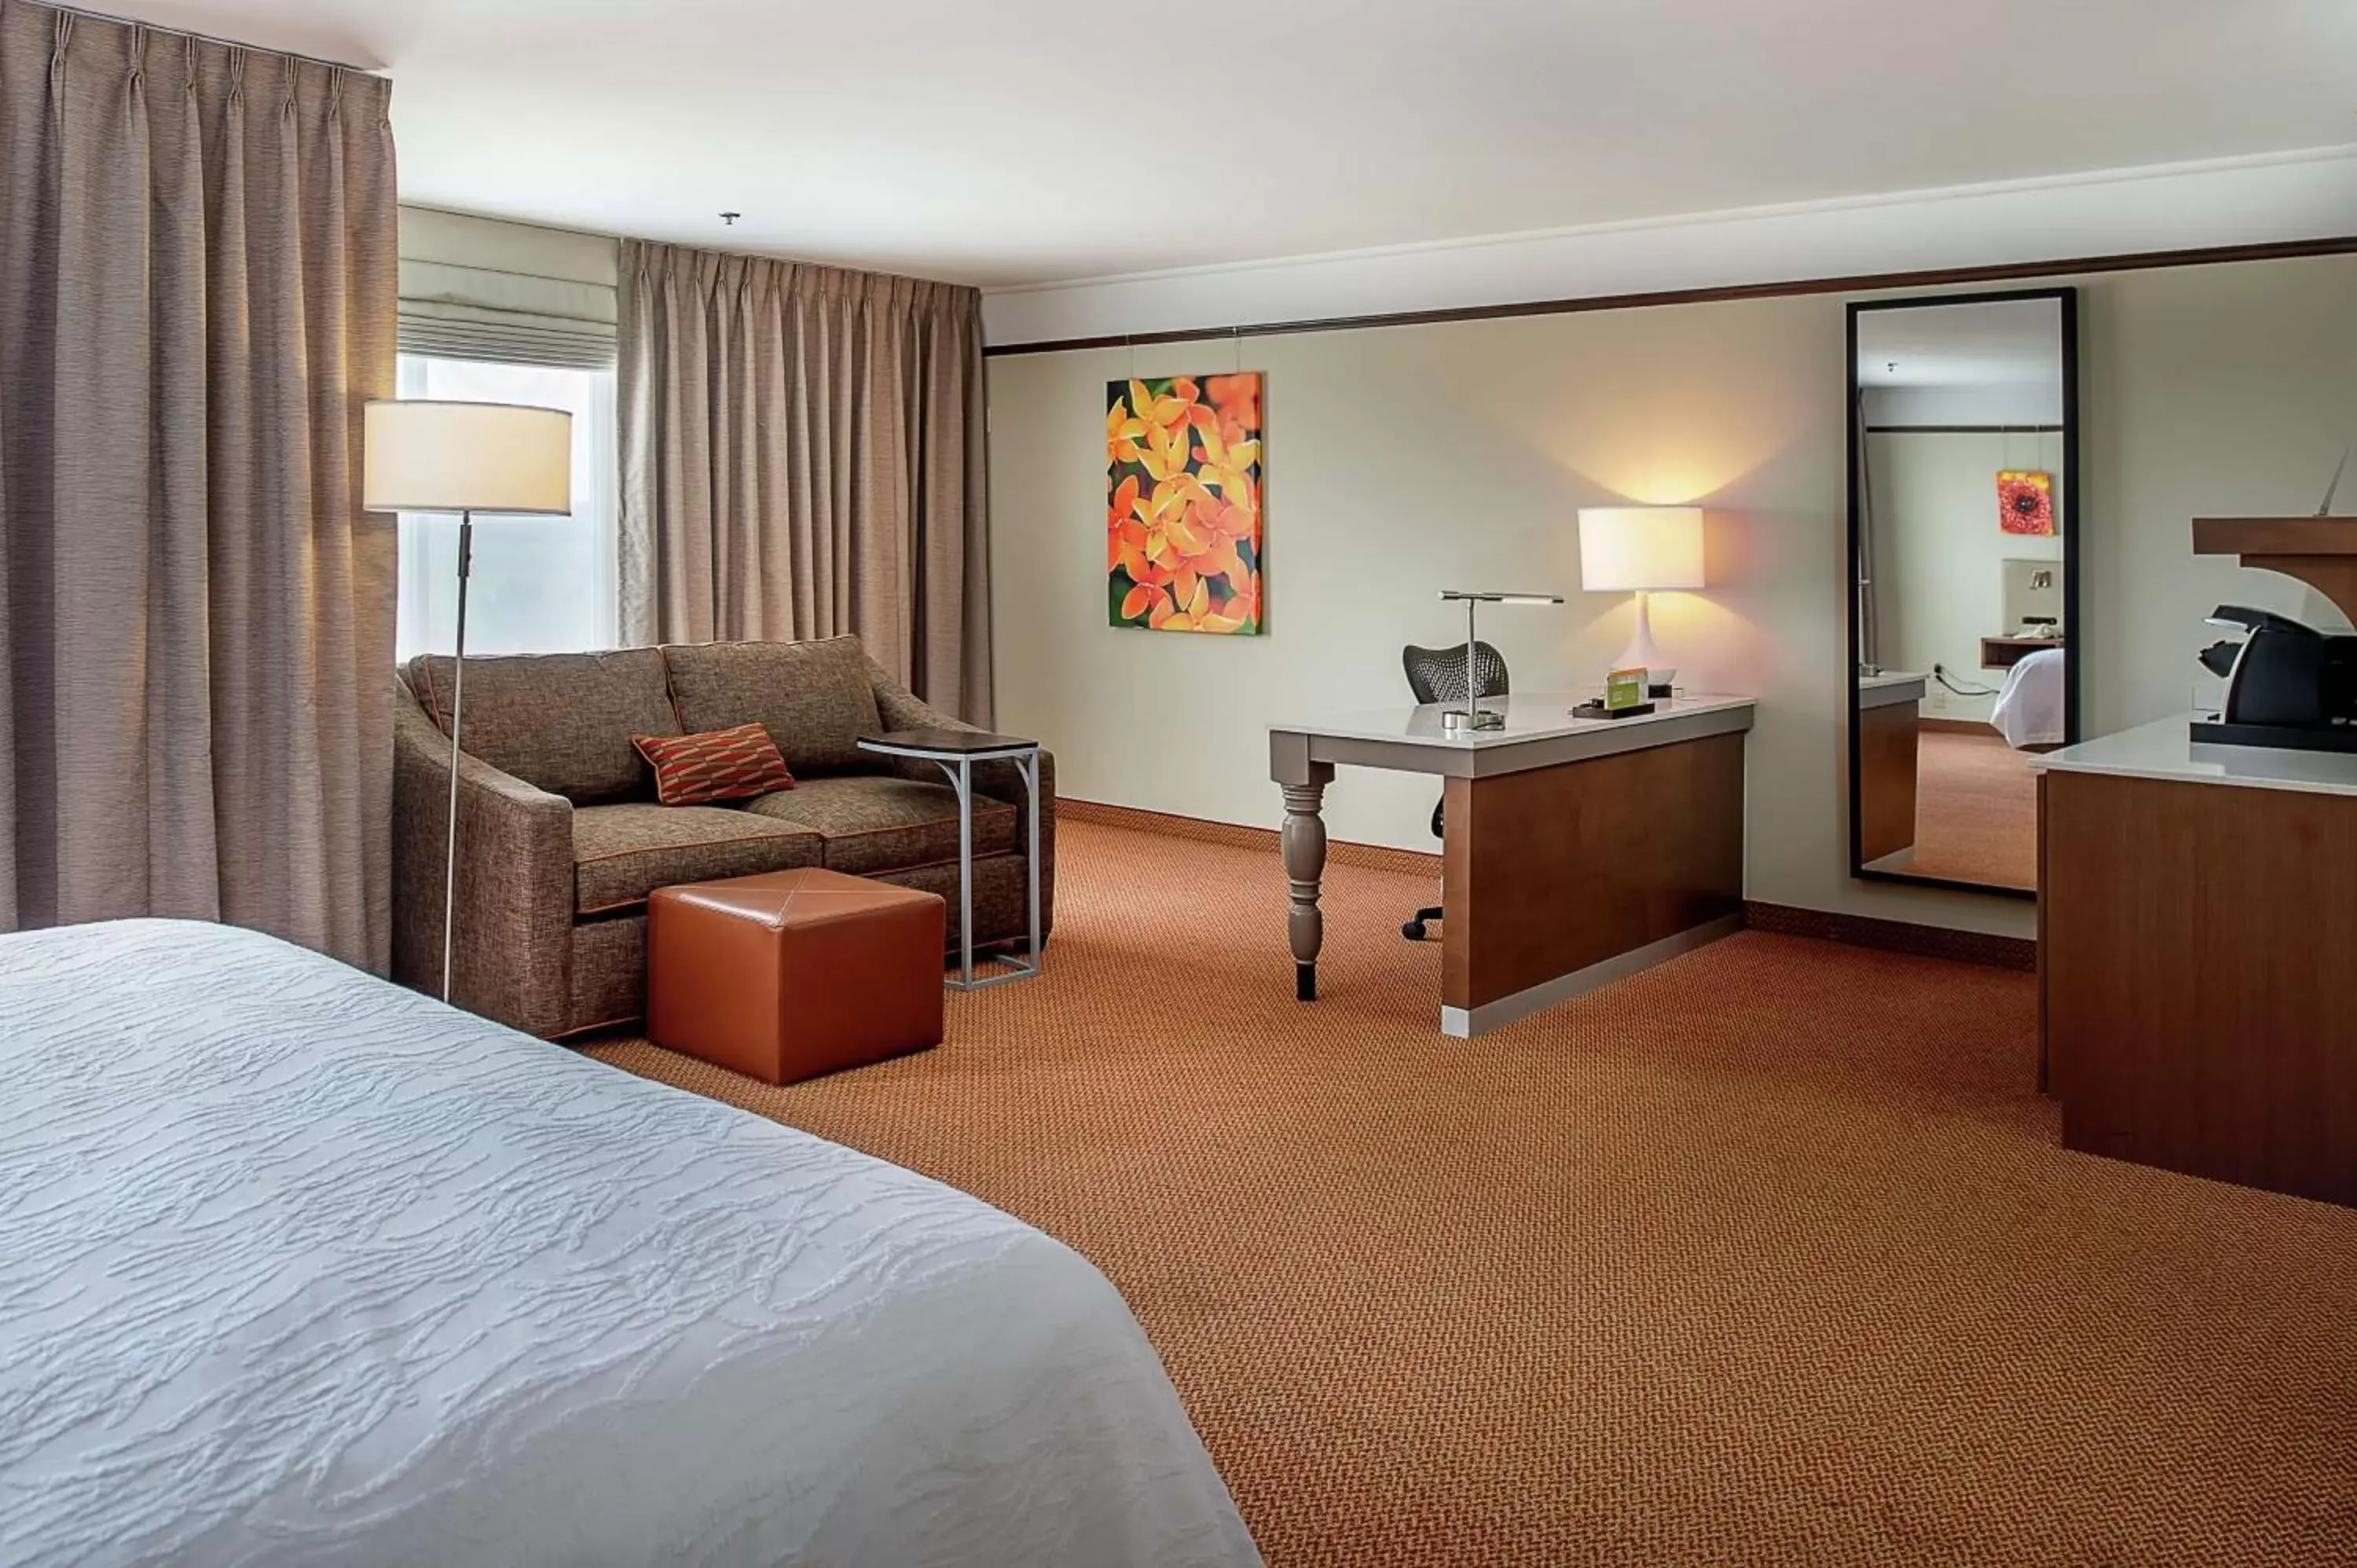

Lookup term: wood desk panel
[1857,700,1919,864]
[1442,731,1746,1014]
[2042,768,2357,1206]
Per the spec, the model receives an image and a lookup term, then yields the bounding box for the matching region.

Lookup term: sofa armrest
[867,659,980,735]
[392,678,577,1036]
[866,660,1057,940]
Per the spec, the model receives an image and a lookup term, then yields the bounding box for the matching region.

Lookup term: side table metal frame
[855,737,1043,990]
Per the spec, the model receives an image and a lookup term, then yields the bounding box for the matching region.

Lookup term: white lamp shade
[364,400,573,515]
[1578,507,1706,592]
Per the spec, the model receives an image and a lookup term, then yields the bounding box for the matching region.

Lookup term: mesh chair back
[1402,641,1509,705]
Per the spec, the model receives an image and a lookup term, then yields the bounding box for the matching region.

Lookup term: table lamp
[1578,507,1706,690]
[1436,590,1565,731]
[364,399,573,999]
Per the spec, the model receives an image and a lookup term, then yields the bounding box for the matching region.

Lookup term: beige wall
[986,253,2357,937]
[2082,257,2357,735]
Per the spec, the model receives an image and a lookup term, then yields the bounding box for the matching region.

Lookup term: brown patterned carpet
[1906,727,2041,891]
[588,819,2357,1567]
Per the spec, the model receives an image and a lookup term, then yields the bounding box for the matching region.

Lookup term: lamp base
[1442,707,1507,733]
[1614,589,1670,677]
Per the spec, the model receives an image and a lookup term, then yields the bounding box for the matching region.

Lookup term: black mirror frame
[1844,284,2081,901]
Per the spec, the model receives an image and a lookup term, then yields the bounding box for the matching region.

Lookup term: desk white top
[2027,715,2357,798]
[1857,672,1927,710]
[1272,691,1754,749]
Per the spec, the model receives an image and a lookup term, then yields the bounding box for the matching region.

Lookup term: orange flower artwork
[1108,374,1263,634]
[1997,469,2055,536]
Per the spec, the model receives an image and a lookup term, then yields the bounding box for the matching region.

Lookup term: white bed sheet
[0,920,1258,1568]
[1991,646,2067,749]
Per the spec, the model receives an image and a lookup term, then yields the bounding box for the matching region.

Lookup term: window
[393,354,620,661]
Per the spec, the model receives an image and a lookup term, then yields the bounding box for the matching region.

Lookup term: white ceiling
[88,0,2357,289]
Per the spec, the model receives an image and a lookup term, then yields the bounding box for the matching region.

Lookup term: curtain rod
[24,0,387,75]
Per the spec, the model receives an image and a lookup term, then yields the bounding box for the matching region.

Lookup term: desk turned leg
[1281,781,1328,1001]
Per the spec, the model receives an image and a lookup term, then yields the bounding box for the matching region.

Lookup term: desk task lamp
[1436,590,1565,731]
[363,399,574,1001]
[1578,507,1706,692]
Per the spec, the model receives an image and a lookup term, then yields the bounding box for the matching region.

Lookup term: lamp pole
[442,508,473,1001]
[1461,592,1482,727]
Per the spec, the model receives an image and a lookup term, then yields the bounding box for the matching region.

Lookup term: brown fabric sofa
[391,636,1053,1038]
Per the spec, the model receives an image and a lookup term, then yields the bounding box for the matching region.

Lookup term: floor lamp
[364,399,574,1000]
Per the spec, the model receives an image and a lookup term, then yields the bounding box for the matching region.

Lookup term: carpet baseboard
[1063,800,2035,972]
[1743,900,2036,971]
[1444,914,1747,1036]
[1060,798,1442,876]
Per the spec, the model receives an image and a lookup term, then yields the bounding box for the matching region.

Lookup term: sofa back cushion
[405,648,680,804]
[661,637,883,778]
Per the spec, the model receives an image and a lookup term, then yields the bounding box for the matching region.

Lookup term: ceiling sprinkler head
[720,211,741,227]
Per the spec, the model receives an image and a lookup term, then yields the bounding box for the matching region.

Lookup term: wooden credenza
[1856,672,1924,866]
[2036,719,2357,1207]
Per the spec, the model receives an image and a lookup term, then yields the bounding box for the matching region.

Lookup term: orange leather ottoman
[647,868,945,1084]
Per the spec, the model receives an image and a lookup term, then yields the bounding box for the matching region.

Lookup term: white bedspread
[1990,646,2067,749]
[0,920,1258,1568]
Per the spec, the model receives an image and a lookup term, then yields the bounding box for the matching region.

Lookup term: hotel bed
[0,920,1257,1568]
[1990,645,2067,749]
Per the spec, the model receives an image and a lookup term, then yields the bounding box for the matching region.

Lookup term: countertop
[1271,692,1754,749]
[2027,715,2357,798]
[1858,672,1927,709]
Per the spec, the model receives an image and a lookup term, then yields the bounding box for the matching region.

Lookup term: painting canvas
[1107,374,1263,633]
[1996,469,2055,536]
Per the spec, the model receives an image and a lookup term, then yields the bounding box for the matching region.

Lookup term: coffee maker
[2193,606,2357,752]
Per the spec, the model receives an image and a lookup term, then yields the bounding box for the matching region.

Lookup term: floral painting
[1997,469,2055,536]
[1107,373,1263,634]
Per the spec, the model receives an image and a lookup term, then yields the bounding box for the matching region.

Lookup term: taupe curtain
[618,240,992,722]
[0,2,398,969]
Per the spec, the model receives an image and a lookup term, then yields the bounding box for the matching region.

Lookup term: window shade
[398,259,617,369]
[395,209,621,369]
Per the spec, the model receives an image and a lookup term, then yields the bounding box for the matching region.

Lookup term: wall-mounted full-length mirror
[1846,288,2079,898]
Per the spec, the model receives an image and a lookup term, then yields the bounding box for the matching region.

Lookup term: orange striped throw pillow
[632,723,795,807]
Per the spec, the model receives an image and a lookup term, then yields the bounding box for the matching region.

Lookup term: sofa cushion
[408,649,679,805]
[632,723,795,807]
[573,803,822,915]
[660,637,883,778]
[746,775,1016,877]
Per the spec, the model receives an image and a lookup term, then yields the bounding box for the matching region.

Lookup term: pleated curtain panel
[617,240,993,723]
[0,2,398,969]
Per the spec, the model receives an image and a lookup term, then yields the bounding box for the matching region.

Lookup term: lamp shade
[363,400,573,515]
[1578,507,1706,592]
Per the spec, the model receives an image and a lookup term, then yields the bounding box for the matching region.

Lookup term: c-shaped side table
[857,728,1043,991]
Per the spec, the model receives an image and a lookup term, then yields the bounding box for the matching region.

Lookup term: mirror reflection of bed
[1849,291,2076,897]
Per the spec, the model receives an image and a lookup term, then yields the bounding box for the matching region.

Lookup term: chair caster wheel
[1402,921,1428,942]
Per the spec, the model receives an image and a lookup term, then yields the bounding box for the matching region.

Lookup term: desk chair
[1399,641,1508,940]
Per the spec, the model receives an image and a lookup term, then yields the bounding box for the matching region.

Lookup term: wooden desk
[2034,719,2357,1207]
[1269,694,1753,1037]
